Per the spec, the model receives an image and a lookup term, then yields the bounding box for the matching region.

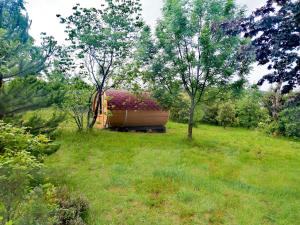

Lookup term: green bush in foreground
[0,151,43,224]
[0,121,89,225]
[0,121,59,158]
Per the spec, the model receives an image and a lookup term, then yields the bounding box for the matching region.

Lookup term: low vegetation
[0,122,88,225]
[46,122,300,224]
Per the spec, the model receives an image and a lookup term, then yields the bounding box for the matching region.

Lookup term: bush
[0,122,89,225]
[278,106,300,138]
[236,97,269,129]
[0,151,43,224]
[201,103,219,125]
[21,111,66,138]
[217,102,236,128]
[260,121,280,136]
[55,187,89,225]
[169,98,203,125]
[14,184,58,225]
[14,185,89,225]
[170,97,190,123]
[63,78,92,131]
[0,121,57,224]
[0,121,59,158]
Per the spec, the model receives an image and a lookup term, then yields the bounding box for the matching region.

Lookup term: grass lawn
[46,122,300,225]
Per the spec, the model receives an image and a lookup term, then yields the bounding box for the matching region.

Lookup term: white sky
[26,0,269,89]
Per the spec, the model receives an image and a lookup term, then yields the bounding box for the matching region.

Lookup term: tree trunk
[272,81,283,120]
[88,90,102,129]
[0,74,3,89]
[188,98,196,140]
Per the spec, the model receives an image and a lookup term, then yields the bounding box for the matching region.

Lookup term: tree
[62,78,92,131]
[57,0,143,129]
[0,0,58,121]
[234,0,300,94]
[0,0,57,87]
[141,0,251,139]
[0,76,64,119]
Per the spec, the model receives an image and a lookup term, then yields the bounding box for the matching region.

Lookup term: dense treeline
[170,87,300,138]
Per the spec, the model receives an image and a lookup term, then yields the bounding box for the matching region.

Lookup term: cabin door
[96,93,108,129]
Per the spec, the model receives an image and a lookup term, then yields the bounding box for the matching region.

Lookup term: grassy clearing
[46,122,300,225]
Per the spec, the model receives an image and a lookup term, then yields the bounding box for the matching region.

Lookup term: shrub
[217,102,236,128]
[0,121,58,224]
[278,106,300,138]
[0,122,89,225]
[14,184,58,225]
[62,78,92,131]
[0,121,59,158]
[236,97,269,128]
[0,151,43,223]
[201,103,219,125]
[21,111,66,138]
[55,187,89,225]
[170,97,190,123]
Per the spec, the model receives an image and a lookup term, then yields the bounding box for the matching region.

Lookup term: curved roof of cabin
[105,89,162,111]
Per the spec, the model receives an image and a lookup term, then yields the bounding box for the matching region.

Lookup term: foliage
[20,111,66,138]
[55,187,89,225]
[0,75,65,119]
[278,106,300,138]
[0,121,59,158]
[135,26,157,64]
[169,95,190,123]
[217,101,236,128]
[236,95,270,129]
[227,0,300,93]
[201,88,237,125]
[0,121,88,224]
[261,120,280,136]
[0,0,57,86]
[169,96,203,125]
[57,0,143,128]
[0,0,58,131]
[202,103,219,125]
[14,184,89,225]
[0,0,29,42]
[141,0,251,139]
[13,184,58,225]
[62,78,92,131]
[262,88,284,120]
[0,151,43,224]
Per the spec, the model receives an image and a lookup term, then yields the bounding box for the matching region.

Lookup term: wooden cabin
[95,90,169,132]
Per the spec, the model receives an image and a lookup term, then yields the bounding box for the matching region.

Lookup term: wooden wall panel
[107,110,169,128]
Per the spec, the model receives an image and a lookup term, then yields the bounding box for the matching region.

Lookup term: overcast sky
[26,0,269,89]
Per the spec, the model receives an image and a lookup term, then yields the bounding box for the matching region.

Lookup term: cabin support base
[110,126,166,133]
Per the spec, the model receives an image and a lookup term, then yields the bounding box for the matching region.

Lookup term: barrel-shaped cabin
[95,90,169,132]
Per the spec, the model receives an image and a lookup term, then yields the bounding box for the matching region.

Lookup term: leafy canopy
[140,0,250,138]
[57,0,144,128]
[226,0,300,93]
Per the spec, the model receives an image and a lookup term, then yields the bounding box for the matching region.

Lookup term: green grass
[46,122,300,225]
